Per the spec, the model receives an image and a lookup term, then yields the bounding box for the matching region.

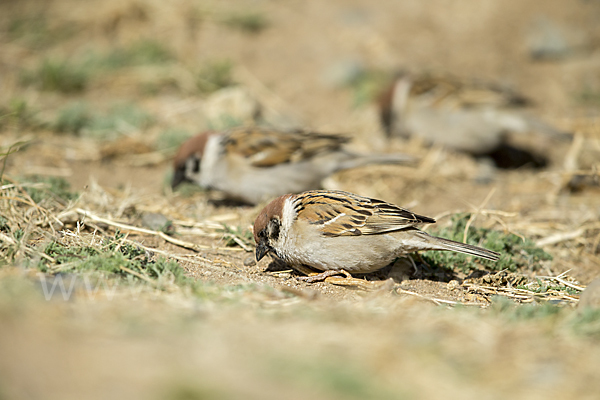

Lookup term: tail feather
[523,115,572,141]
[336,152,417,171]
[429,235,500,261]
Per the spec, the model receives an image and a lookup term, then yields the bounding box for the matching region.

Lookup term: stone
[204,86,261,129]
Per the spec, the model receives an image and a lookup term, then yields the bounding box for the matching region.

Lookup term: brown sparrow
[378,72,567,156]
[253,190,500,275]
[171,127,415,204]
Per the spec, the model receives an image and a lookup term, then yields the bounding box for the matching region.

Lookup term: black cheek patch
[192,157,201,173]
[268,218,280,241]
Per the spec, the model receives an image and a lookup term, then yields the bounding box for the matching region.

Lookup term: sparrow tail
[523,115,572,141]
[336,152,417,171]
[429,235,500,261]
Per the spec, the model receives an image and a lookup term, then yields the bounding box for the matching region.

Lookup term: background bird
[171,127,416,204]
[253,189,500,276]
[377,71,569,168]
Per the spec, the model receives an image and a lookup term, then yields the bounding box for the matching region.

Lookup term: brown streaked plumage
[254,190,500,275]
[291,190,435,236]
[171,127,416,204]
[220,127,352,167]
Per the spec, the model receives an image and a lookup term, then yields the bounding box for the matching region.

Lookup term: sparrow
[171,127,415,204]
[253,190,500,276]
[377,71,568,161]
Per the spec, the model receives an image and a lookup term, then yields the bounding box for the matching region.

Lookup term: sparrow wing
[410,73,529,108]
[293,190,435,237]
[223,127,350,167]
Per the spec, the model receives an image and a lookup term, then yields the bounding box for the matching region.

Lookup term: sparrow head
[377,70,412,138]
[253,195,289,262]
[171,132,212,189]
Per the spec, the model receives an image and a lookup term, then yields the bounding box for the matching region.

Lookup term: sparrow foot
[297,269,352,283]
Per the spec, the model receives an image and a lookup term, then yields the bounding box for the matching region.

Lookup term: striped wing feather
[223,127,350,167]
[294,190,435,237]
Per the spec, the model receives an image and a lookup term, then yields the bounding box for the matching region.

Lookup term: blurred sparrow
[378,72,567,157]
[172,127,415,204]
[253,190,500,277]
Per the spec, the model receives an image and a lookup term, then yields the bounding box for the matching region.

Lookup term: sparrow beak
[255,240,272,262]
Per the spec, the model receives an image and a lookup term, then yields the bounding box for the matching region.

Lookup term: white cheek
[273,198,296,256]
[273,225,288,254]
[199,135,222,186]
[185,157,201,182]
[281,198,296,233]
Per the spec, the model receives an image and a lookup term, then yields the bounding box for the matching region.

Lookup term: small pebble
[321,59,365,88]
[243,256,257,267]
[204,87,261,129]
[141,213,173,233]
[527,16,580,61]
